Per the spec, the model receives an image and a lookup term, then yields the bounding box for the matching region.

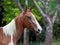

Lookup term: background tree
[32,0,60,45]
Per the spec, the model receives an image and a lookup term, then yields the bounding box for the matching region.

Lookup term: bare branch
[39,0,49,15]
[33,0,52,24]
[52,1,60,23]
[25,0,28,6]
[14,0,23,11]
[39,0,47,9]
[45,0,49,15]
[52,9,58,23]
[32,0,46,17]
[39,0,46,7]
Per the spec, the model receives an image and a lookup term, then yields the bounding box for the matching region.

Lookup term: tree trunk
[45,22,53,45]
[23,28,29,45]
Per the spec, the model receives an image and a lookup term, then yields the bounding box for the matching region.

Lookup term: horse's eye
[27,16,31,19]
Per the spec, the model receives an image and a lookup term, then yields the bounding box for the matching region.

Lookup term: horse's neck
[2,19,16,36]
[14,16,24,40]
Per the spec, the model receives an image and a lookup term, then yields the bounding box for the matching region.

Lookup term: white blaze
[35,18,42,33]
[31,13,42,33]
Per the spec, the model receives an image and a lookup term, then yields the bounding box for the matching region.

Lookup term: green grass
[17,41,60,45]
[52,41,60,45]
[31,41,60,45]
[32,41,60,45]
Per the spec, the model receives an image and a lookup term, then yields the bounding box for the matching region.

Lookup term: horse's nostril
[38,29,40,32]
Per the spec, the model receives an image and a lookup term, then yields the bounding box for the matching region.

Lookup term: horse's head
[21,7,42,34]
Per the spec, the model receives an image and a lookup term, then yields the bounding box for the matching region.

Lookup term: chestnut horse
[0,7,42,45]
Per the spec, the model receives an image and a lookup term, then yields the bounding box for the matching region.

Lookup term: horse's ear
[29,7,32,12]
[24,6,27,13]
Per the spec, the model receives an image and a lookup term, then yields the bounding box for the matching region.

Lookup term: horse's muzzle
[35,29,42,35]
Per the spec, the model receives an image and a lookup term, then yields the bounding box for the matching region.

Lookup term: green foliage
[53,18,60,40]
[37,0,58,15]
[48,0,58,15]
[32,8,41,21]
[1,0,42,23]
[1,0,19,23]
[53,10,60,40]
